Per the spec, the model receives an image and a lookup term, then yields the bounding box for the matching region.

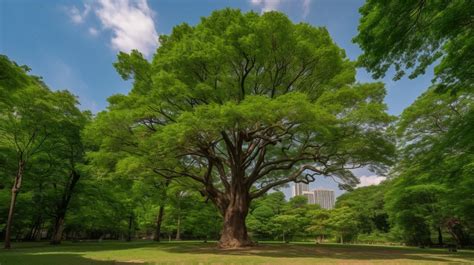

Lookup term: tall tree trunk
[175,213,181,240]
[218,191,252,248]
[4,160,24,249]
[153,205,165,242]
[50,213,66,245]
[126,214,133,242]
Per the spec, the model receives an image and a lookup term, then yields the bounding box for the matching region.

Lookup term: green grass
[0,241,473,265]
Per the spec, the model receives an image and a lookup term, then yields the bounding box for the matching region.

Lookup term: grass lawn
[0,241,473,265]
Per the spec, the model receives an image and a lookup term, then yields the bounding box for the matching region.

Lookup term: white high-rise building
[292,182,309,197]
[313,189,335,209]
[302,191,315,204]
[291,183,335,209]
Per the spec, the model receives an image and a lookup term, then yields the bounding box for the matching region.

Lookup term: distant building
[313,189,335,209]
[302,191,315,204]
[291,183,335,209]
[292,182,309,197]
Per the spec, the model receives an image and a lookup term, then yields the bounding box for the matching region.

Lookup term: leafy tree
[272,214,300,243]
[48,94,91,244]
[386,183,445,246]
[90,9,395,248]
[354,0,473,92]
[247,192,286,239]
[336,183,390,233]
[306,208,331,243]
[326,206,360,244]
[0,56,84,248]
[388,87,473,246]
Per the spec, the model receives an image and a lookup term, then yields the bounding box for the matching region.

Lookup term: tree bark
[175,214,181,240]
[50,170,80,245]
[218,192,252,248]
[4,160,24,249]
[50,214,65,245]
[153,205,165,242]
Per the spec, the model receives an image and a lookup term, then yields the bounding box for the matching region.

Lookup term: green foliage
[354,0,473,92]
[386,87,473,246]
[325,206,360,243]
[336,183,390,233]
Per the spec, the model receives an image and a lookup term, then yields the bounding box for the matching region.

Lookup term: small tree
[327,207,359,244]
[306,209,331,243]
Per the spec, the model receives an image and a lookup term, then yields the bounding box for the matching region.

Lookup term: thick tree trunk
[218,192,252,248]
[153,205,165,242]
[50,214,65,245]
[4,160,24,249]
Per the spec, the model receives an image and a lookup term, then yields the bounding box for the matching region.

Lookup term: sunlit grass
[0,241,473,265]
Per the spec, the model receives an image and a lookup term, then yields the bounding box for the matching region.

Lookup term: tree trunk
[50,214,65,245]
[153,205,165,242]
[4,160,24,249]
[437,227,443,246]
[126,214,133,242]
[175,214,181,240]
[50,170,81,245]
[218,192,252,248]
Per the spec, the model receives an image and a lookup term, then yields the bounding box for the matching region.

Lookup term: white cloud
[250,0,281,12]
[65,0,158,56]
[357,175,386,188]
[249,0,311,17]
[88,27,99,36]
[66,4,91,24]
[95,0,158,56]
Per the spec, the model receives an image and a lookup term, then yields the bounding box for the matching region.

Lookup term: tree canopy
[88,9,395,248]
[354,0,473,92]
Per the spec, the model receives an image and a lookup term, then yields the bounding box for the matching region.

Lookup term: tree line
[1,1,472,249]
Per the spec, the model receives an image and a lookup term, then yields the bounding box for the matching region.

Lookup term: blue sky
[0,0,434,197]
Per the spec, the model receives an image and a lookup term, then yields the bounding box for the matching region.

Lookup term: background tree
[354,0,474,90]
[387,87,473,246]
[326,206,360,244]
[354,0,473,93]
[247,191,286,240]
[0,56,85,248]
[336,183,390,234]
[306,208,331,243]
[48,93,91,244]
[91,9,395,248]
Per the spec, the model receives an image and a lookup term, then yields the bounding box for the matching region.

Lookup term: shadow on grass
[1,241,473,264]
[158,242,474,263]
[0,252,148,265]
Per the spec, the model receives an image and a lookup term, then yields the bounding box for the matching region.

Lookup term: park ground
[0,241,473,265]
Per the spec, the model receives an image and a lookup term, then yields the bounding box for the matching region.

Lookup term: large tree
[354,0,473,93]
[90,9,395,248]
